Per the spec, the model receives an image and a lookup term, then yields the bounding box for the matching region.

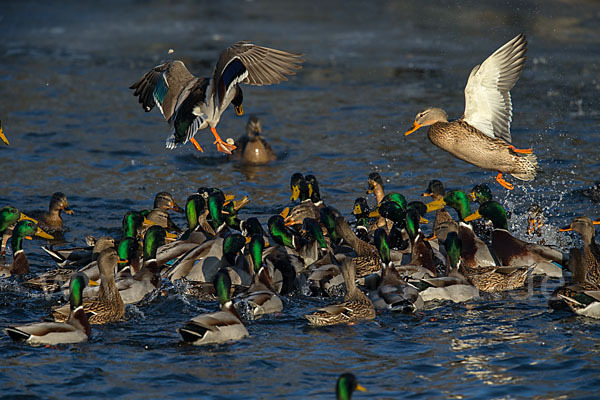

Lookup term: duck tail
[511,152,538,181]
[165,131,178,149]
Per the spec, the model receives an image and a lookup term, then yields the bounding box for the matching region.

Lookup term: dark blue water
[1,0,600,398]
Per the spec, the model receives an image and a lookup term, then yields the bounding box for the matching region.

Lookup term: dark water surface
[1,1,600,398]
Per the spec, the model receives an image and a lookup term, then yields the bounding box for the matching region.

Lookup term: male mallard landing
[405,34,537,190]
[230,115,277,164]
[5,273,90,345]
[336,373,366,400]
[0,120,9,145]
[178,269,249,345]
[130,42,303,154]
[304,256,375,327]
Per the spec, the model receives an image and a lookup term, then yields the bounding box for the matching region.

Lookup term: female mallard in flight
[130,42,303,154]
[5,273,90,345]
[405,34,537,190]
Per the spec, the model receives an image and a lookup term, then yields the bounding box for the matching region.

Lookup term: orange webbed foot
[496,172,514,190]
[210,127,236,154]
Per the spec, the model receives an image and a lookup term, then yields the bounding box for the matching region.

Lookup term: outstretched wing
[463,34,527,143]
[129,60,196,122]
[213,42,304,108]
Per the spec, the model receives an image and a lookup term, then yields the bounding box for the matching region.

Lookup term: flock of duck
[2,33,600,399]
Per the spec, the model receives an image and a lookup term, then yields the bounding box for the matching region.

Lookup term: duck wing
[463,34,527,143]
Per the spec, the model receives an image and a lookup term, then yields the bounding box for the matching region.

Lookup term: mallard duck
[366,172,389,229]
[142,192,183,233]
[334,216,380,278]
[235,235,283,319]
[465,201,566,277]
[52,248,125,324]
[305,256,375,327]
[336,373,366,400]
[0,120,9,145]
[285,173,320,227]
[29,192,74,233]
[1,220,53,277]
[419,232,479,303]
[164,233,249,285]
[469,183,493,204]
[230,115,277,164]
[558,216,600,287]
[426,190,495,268]
[350,197,372,242]
[5,273,90,345]
[405,34,537,190]
[130,42,303,154]
[0,206,42,255]
[178,268,249,345]
[404,207,437,277]
[368,228,423,312]
[549,246,599,311]
[113,226,173,304]
[268,215,327,268]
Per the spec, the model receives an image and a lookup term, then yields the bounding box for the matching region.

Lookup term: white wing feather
[463,34,527,143]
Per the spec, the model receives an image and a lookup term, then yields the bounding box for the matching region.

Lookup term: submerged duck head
[405,108,449,135]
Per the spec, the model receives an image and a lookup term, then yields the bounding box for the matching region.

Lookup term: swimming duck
[29,192,74,233]
[336,373,366,400]
[558,216,600,287]
[286,173,320,227]
[0,206,41,255]
[404,207,438,277]
[465,201,566,277]
[178,268,249,345]
[419,232,480,303]
[142,192,183,233]
[230,116,277,164]
[1,220,53,277]
[114,226,173,304]
[304,256,375,327]
[130,42,303,153]
[268,215,328,268]
[350,197,372,242]
[5,273,90,345]
[426,190,495,268]
[52,248,125,324]
[368,228,423,313]
[0,120,9,145]
[549,245,599,311]
[405,34,537,190]
[234,234,283,319]
[366,172,388,228]
[334,216,380,278]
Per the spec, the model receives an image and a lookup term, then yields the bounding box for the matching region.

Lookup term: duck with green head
[351,197,372,242]
[0,206,45,256]
[426,190,495,268]
[418,232,480,303]
[465,201,565,277]
[1,219,54,277]
[116,225,175,304]
[368,228,423,313]
[53,248,124,324]
[286,173,320,227]
[141,192,184,234]
[268,215,327,268]
[178,268,249,345]
[6,272,91,345]
[234,234,283,319]
[336,373,366,400]
[305,256,375,327]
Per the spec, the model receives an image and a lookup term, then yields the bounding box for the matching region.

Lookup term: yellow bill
[464,210,482,222]
[35,227,54,240]
[18,212,39,224]
[425,198,446,213]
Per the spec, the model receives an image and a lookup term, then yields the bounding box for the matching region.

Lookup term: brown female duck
[405,34,537,190]
[230,116,277,164]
